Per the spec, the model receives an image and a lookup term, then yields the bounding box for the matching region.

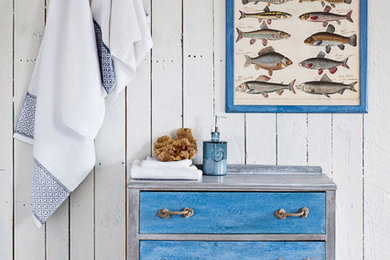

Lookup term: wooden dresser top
[128,165,336,191]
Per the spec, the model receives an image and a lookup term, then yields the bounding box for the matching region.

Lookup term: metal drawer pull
[157,208,194,219]
[274,207,309,220]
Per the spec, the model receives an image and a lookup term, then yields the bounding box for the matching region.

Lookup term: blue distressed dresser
[128,165,336,260]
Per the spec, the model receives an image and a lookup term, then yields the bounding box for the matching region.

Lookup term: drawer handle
[274,207,309,220]
[157,208,194,219]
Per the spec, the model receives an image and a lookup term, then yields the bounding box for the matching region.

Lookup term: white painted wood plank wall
[0,0,389,259]
[364,0,390,258]
[13,1,46,259]
[0,0,13,259]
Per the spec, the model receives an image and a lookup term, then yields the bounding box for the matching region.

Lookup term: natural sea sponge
[153,128,197,162]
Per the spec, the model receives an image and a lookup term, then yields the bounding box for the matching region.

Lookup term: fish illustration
[235,75,296,98]
[242,0,293,6]
[238,6,292,24]
[298,51,349,75]
[299,6,353,27]
[299,0,351,8]
[304,24,357,53]
[296,74,357,97]
[236,22,290,46]
[243,46,293,76]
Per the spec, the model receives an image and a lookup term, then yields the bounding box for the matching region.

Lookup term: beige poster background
[234,0,360,106]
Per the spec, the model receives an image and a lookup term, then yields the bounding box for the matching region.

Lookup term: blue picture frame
[226,0,367,113]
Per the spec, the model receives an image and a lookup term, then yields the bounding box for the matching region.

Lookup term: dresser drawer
[139,192,326,234]
[140,241,326,259]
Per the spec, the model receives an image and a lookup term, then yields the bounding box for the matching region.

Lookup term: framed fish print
[226,0,367,113]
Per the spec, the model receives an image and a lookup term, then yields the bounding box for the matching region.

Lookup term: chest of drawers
[128,165,336,260]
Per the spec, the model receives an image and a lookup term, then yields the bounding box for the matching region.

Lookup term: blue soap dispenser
[203,116,227,176]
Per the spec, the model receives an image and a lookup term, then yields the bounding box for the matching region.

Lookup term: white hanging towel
[92,0,153,95]
[14,0,152,226]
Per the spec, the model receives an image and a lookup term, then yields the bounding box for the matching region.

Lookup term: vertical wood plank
[126,0,151,256]
[277,114,307,166]
[0,0,14,259]
[151,0,183,141]
[246,114,276,165]
[70,174,94,260]
[364,0,390,256]
[13,0,46,259]
[46,200,69,260]
[333,114,362,260]
[182,0,214,164]
[127,0,152,164]
[68,3,94,260]
[94,92,126,260]
[43,0,70,258]
[307,115,332,176]
[214,0,245,164]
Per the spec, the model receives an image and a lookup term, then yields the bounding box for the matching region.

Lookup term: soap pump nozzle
[211,116,226,142]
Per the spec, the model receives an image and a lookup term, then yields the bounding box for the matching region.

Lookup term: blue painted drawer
[140,192,326,234]
[139,241,326,260]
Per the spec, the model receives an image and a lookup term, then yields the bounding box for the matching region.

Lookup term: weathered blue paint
[140,192,326,234]
[225,0,368,113]
[140,241,326,259]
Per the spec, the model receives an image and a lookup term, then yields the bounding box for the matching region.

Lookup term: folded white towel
[131,159,202,180]
[141,157,193,169]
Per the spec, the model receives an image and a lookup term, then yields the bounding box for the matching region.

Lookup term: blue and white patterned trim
[31,159,70,225]
[93,20,116,94]
[15,92,37,140]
